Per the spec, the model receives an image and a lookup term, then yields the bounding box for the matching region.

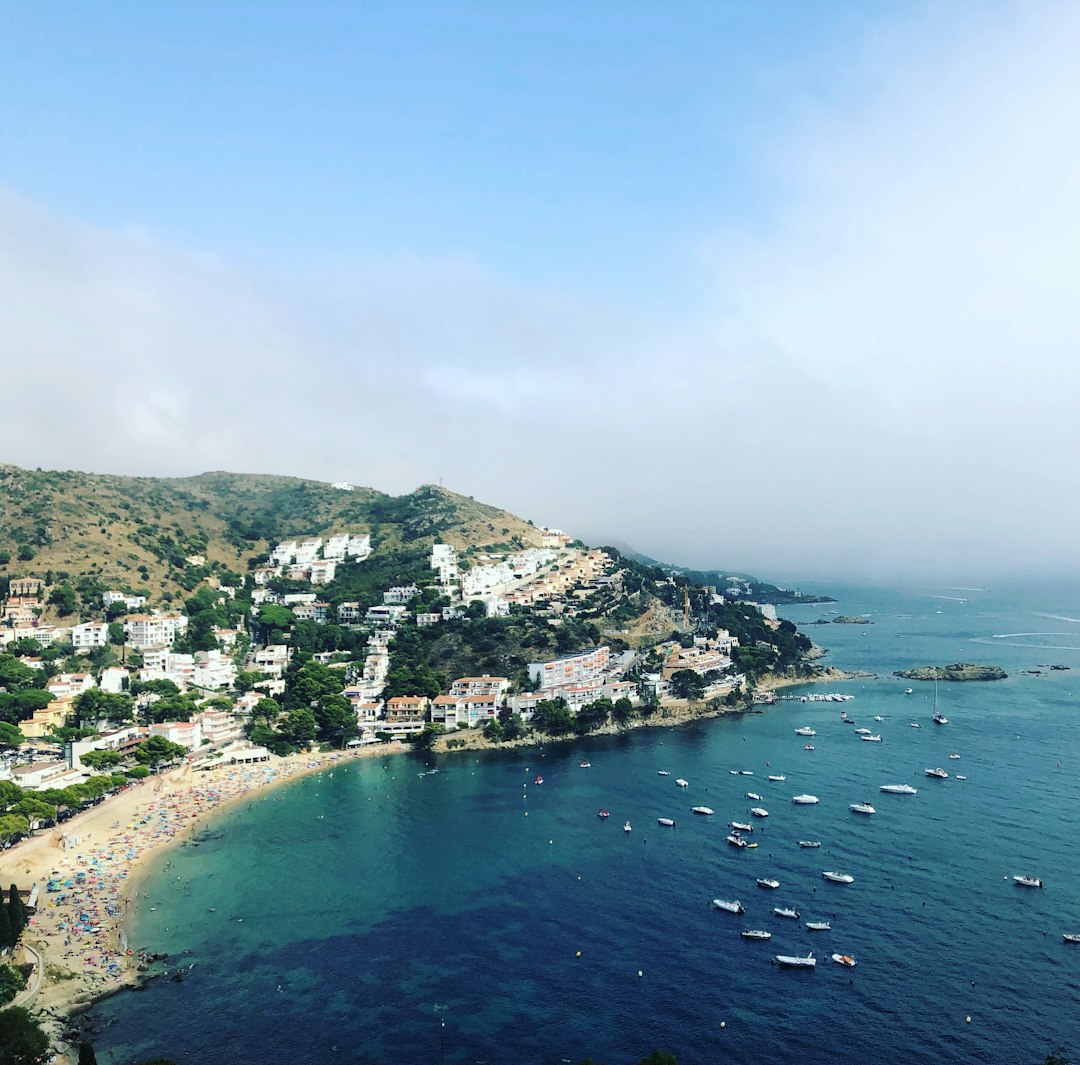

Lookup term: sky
[2,1,1078,581]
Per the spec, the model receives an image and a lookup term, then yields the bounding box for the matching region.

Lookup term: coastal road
[12,939,44,1007]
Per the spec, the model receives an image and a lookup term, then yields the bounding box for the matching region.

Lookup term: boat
[842,718,856,725]
[798,840,821,848]
[792,794,819,805]
[597,808,610,819]
[726,833,748,848]
[775,952,816,969]
[768,774,786,782]
[805,920,831,931]
[756,877,780,889]
[925,768,949,779]
[746,792,762,801]
[579,761,591,768]
[657,817,676,827]
[854,727,873,735]
[822,871,855,884]
[948,753,960,760]
[904,687,914,695]
[873,715,884,722]
[740,770,754,776]
[1013,875,1043,888]
[623,821,632,833]
[713,898,744,914]
[803,744,815,750]
[880,784,918,795]
[729,770,740,775]
[731,821,753,832]
[750,807,769,818]
[772,906,800,919]
[831,953,857,968]
[675,778,689,788]
[657,770,670,776]
[860,735,882,742]
[933,713,949,725]
[1063,934,1080,943]
[956,774,967,780]
[692,806,714,816]
[534,775,544,784]
[839,711,848,720]
[849,802,876,815]
[741,929,772,940]
[910,722,921,729]
[794,727,816,737]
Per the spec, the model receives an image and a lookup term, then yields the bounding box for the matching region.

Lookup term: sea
[94,578,1080,1064]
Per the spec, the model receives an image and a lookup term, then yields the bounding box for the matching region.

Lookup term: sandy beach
[0,741,408,1060]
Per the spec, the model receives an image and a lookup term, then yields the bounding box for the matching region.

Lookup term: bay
[96,578,1080,1064]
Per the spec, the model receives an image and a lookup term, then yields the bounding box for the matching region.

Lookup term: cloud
[3,3,1080,579]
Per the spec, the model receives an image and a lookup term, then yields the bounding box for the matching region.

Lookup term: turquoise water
[95,579,1080,1064]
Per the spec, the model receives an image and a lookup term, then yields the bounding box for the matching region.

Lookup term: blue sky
[2,1,1078,578]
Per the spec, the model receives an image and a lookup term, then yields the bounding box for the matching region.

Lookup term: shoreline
[0,741,408,1061]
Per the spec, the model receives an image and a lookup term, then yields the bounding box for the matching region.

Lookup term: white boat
[657,817,676,827]
[739,770,754,776]
[879,784,918,795]
[624,821,632,833]
[831,953,857,968]
[849,802,876,815]
[798,840,821,848]
[910,722,921,729]
[860,735,882,743]
[792,794,819,805]
[822,871,855,884]
[731,821,753,832]
[803,744,815,750]
[1063,934,1080,943]
[767,774,786,782]
[805,920,831,931]
[741,929,772,940]
[1013,875,1043,888]
[794,727,816,737]
[925,767,949,779]
[904,687,914,694]
[873,715,884,722]
[750,807,769,818]
[956,774,967,780]
[854,727,873,736]
[713,898,744,913]
[772,906,800,919]
[726,833,748,848]
[775,952,816,969]
[692,806,714,816]
[746,792,762,801]
[933,713,949,725]
[657,770,670,776]
[729,770,740,775]
[756,877,780,889]
[675,778,689,787]
[948,753,960,760]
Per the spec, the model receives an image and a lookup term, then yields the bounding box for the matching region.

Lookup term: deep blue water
[95,579,1080,1064]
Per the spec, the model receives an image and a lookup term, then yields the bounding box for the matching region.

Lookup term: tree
[80,750,122,771]
[611,697,635,726]
[0,909,10,954]
[669,669,707,703]
[482,719,504,742]
[0,724,23,752]
[279,707,317,749]
[73,689,134,727]
[134,736,187,767]
[414,723,444,751]
[48,584,78,617]
[107,621,127,646]
[78,1042,98,1065]
[0,963,24,1006]
[0,1006,49,1065]
[532,698,574,735]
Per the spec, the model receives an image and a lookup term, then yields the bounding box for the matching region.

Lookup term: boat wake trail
[1033,612,1080,625]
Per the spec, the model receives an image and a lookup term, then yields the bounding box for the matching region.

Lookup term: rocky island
[833,615,872,625]
[894,663,1008,682]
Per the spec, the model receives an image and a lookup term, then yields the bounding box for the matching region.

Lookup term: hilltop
[0,464,540,604]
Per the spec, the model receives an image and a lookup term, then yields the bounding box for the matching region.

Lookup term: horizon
[3,2,1079,576]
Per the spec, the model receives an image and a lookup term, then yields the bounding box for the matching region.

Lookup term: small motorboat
[746,792,762,801]
[756,877,780,890]
[904,687,914,694]
[956,774,967,780]
[692,806,714,816]
[839,711,848,720]
[794,727,816,737]
[1063,934,1080,943]
[657,770,670,776]
[675,778,689,788]
[597,808,610,819]
[805,920,831,931]
[775,952,816,969]
[791,794,819,804]
[739,770,754,776]
[1013,875,1043,888]
[948,753,960,760]
[849,802,876,815]
[772,906,800,919]
[623,821,632,833]
[842,718,856,725]
[854,727,873,736]
[798,840,821,848]
[768,774,786,782]
[925,768,949,779]
[880,784,917,795]
[657,817,676,827]
[803,744,815,751]
[873,715,884,722]
[726,833,748,848]
[822,871,855,884]
[741,929,772,940]
[831,953,857,968]
[860,734,882,742]
[713,898,744,914]
[910,722,921,729]
[579,761,592,768]
[731,821,753,832]
[750,807,769,818]
[534,776,544,784]
[729,770,740,775]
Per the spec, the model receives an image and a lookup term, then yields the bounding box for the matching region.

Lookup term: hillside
[0,464,541,607]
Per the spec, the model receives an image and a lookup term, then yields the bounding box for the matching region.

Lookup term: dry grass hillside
[0,464,542,603]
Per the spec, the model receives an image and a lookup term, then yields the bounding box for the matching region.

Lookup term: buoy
[549,840,553,844]
[637,970,643,978]
[720,1021,726,1029]
[576,951,582,958]
[966,1016,971,1024]
[524,812,528,816]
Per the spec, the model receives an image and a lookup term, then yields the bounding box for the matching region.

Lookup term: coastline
[0,741,408,1061]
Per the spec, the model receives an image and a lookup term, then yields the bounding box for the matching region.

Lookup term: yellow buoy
[576,951,582,957]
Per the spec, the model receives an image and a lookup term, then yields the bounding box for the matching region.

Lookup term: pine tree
[0,904,11,951]
[6,886,24,940]
[78,1041,98,1065]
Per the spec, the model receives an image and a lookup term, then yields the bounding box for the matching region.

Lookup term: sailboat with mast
[932,679,948,725]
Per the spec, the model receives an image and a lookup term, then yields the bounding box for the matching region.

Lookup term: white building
[365,604,407,627]
[528,646,611,692]
[71,622,110,650]
[347,534,372,560]
[253,644,290,678]
[197,710,243,746]
[324,534,351,560]
[270,540,298,565]
[149,721,202,750]
[337,602,363,624]
[383,585,419,605]
[294,538,323,566]
[309,559,337,585]
[193,650,237,691]
[431,543,459,586]
[99,666,131,694]
[103,590,147,610]
[124,613,189,649]
[46,673,95,699]
[449,675,510,700]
